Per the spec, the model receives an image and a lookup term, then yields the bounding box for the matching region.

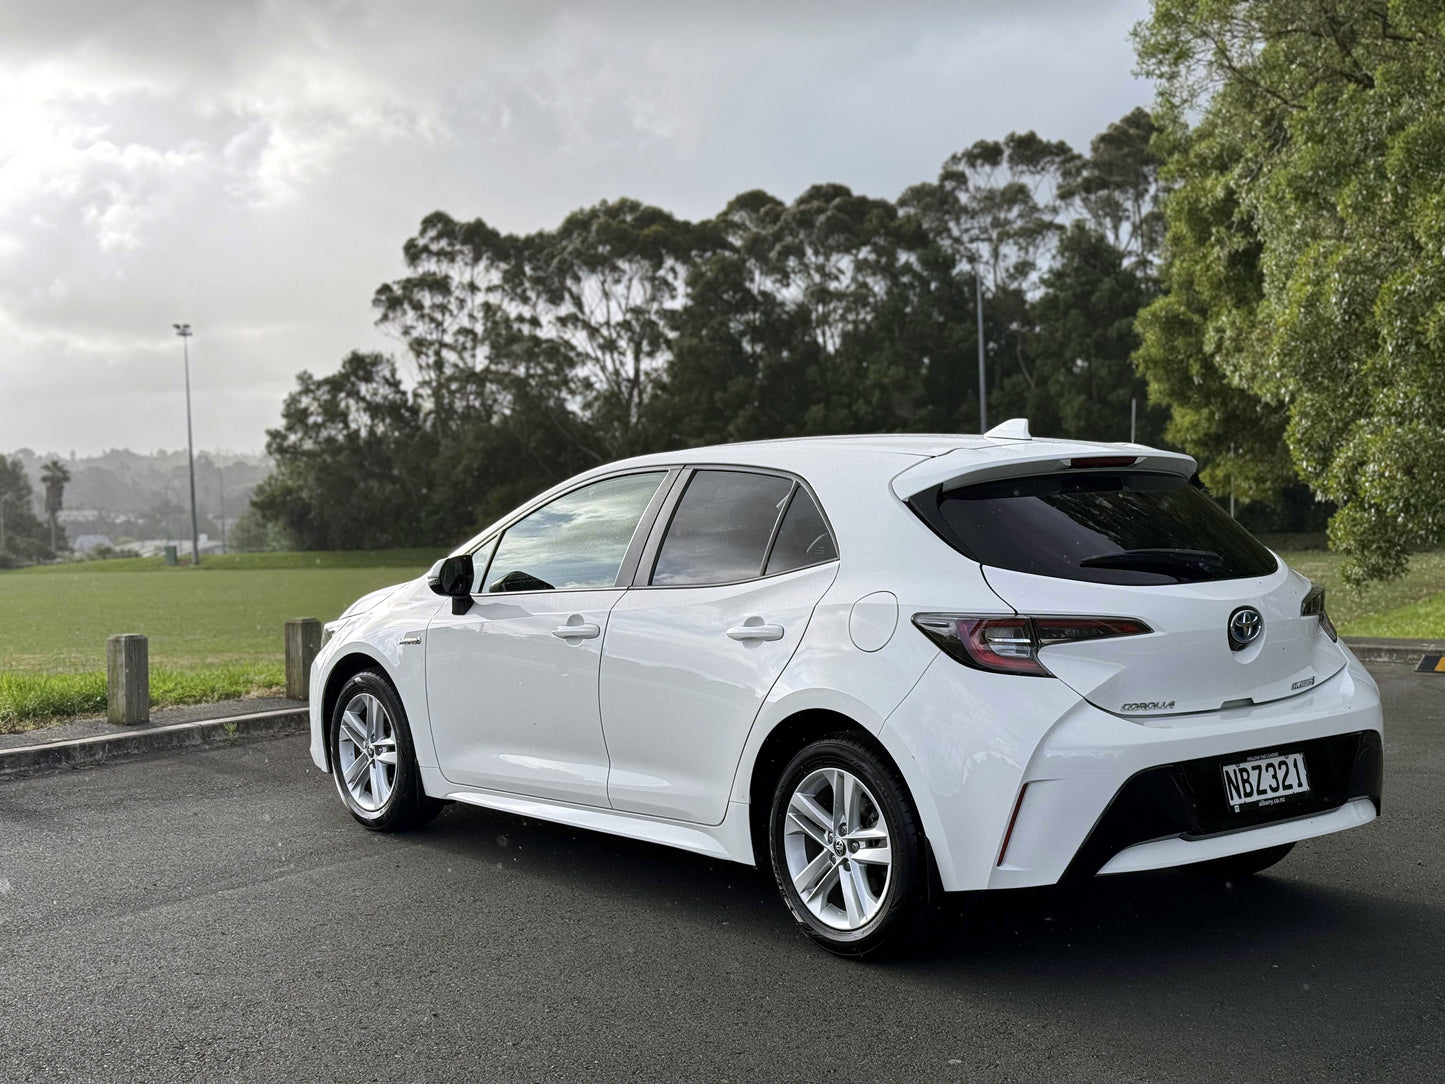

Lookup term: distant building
[133,534,224,558]
[72,534,115,555]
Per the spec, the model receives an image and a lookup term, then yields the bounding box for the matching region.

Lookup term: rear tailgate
[982,563,1348,717]
[899,447,1348,717]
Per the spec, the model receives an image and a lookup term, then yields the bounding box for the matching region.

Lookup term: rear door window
[916,471,1278,585]
[652,470,794,586]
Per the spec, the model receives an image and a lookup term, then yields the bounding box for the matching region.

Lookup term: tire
[1187,842,1294,879]
[328,670,443,832]
[768,735,927,958]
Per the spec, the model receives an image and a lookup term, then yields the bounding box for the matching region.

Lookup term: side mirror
[427,554,476,615]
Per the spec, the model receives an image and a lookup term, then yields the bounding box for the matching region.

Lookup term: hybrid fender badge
[1228,606,1263,651]
[1120,700,1175,713]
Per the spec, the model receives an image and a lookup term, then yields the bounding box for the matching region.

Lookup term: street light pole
[974,258,988,433]
[172,323,201,567]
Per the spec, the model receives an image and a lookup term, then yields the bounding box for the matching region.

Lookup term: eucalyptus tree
[1057,107,1165,268]
[253,352,431,549]
[659,191,814,447]
[371,211,513,433]
[519,199,710,457]
[896,132,1074,417]
[1026,223,1164,444]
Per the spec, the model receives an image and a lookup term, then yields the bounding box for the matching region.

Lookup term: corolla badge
[1228,606,1263,650]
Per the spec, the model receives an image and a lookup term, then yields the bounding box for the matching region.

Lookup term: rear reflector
[912,613,1153,676]
[998,783,1030,866]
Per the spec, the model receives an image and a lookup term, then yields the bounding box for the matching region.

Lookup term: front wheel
[328,670,443,832]
[768,736,927,958]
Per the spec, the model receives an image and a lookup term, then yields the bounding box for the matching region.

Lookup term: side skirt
[418,765,757,866]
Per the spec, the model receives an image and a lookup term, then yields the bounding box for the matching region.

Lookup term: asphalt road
[1,666,1440,1084]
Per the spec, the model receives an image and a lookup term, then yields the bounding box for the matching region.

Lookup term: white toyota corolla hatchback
[309,423,1383,956]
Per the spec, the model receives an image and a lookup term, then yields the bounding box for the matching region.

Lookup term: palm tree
[40,459,71,554]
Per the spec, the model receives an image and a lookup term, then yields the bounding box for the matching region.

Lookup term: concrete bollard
[284,618,322,701]
[107,634,149,725]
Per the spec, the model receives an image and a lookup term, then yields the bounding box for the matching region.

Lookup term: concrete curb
[0,706,309,780]
[1343,637,1445,665]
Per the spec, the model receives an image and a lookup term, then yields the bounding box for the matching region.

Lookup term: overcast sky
[0,0,1152,457]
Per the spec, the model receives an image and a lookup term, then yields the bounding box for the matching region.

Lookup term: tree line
[253,0,1445,584]
[251,109,1170,550]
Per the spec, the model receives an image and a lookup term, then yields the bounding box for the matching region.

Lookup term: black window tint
[922,471,1278,585]
[485,472,664,592]
[764,488,837,575]
[653,470,794,586]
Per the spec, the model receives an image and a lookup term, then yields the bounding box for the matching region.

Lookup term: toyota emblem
[1228,606,1263,650]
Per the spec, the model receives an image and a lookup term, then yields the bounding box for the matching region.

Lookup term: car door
[426,470,671,807]
[599,468,840,824]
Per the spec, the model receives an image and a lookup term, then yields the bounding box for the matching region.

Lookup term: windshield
[914,471,1279,585]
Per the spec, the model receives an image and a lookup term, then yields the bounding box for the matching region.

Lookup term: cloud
[0,0,1151,456]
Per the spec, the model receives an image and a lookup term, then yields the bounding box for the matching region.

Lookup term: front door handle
[726,621,785,642]
[551,621,601,640]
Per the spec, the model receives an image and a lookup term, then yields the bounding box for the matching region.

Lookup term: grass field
[1,544,1441,732]
[0,550,441,732]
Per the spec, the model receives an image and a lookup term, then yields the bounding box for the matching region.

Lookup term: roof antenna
[984,418,1031,441]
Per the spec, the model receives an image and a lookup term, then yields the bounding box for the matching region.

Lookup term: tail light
[1300,583,1338,642]
[911,613,1153,676]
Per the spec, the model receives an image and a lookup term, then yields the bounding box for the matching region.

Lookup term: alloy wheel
[782,766,893,931]
[336,691,398,812]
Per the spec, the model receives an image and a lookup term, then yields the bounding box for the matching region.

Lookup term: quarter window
[765,488,837,575]
[652,470,794,586]
[484,472,665,593]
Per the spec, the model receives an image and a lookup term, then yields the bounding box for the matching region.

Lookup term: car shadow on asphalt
[406,797,1442,1011]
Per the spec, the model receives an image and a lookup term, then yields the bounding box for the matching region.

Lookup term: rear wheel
[768,736,927,958]
[329,670,443,832]
[1188,842,1294,879]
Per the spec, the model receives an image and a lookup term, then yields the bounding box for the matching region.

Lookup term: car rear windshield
[914,471,1279,585]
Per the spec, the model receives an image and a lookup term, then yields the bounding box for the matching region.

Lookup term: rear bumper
[1066,727,1381,879]
[879,649,1383,892]
[1096,797,1375,876]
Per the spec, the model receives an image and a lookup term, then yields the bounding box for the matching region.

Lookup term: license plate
[1220,751,1310,811]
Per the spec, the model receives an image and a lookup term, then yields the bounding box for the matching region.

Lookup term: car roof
[453,423,1196,556]
[607,426,1190,482]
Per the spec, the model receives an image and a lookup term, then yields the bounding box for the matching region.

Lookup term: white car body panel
[881,648,1381,891]
[310,430,1383,899]
[426,588,623,806]
[308,578,441,771]
[418,764,756,863]
[599,563,837,823]
[1096,797,1376,875]
[983,562,1350,717]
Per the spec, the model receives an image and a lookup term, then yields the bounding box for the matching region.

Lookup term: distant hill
[7,448,271,547]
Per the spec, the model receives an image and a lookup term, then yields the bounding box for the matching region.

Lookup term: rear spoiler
[889,443,1198,502]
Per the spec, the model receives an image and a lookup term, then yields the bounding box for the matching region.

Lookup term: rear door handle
[726,622,785,642]
[552,622,601,640]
